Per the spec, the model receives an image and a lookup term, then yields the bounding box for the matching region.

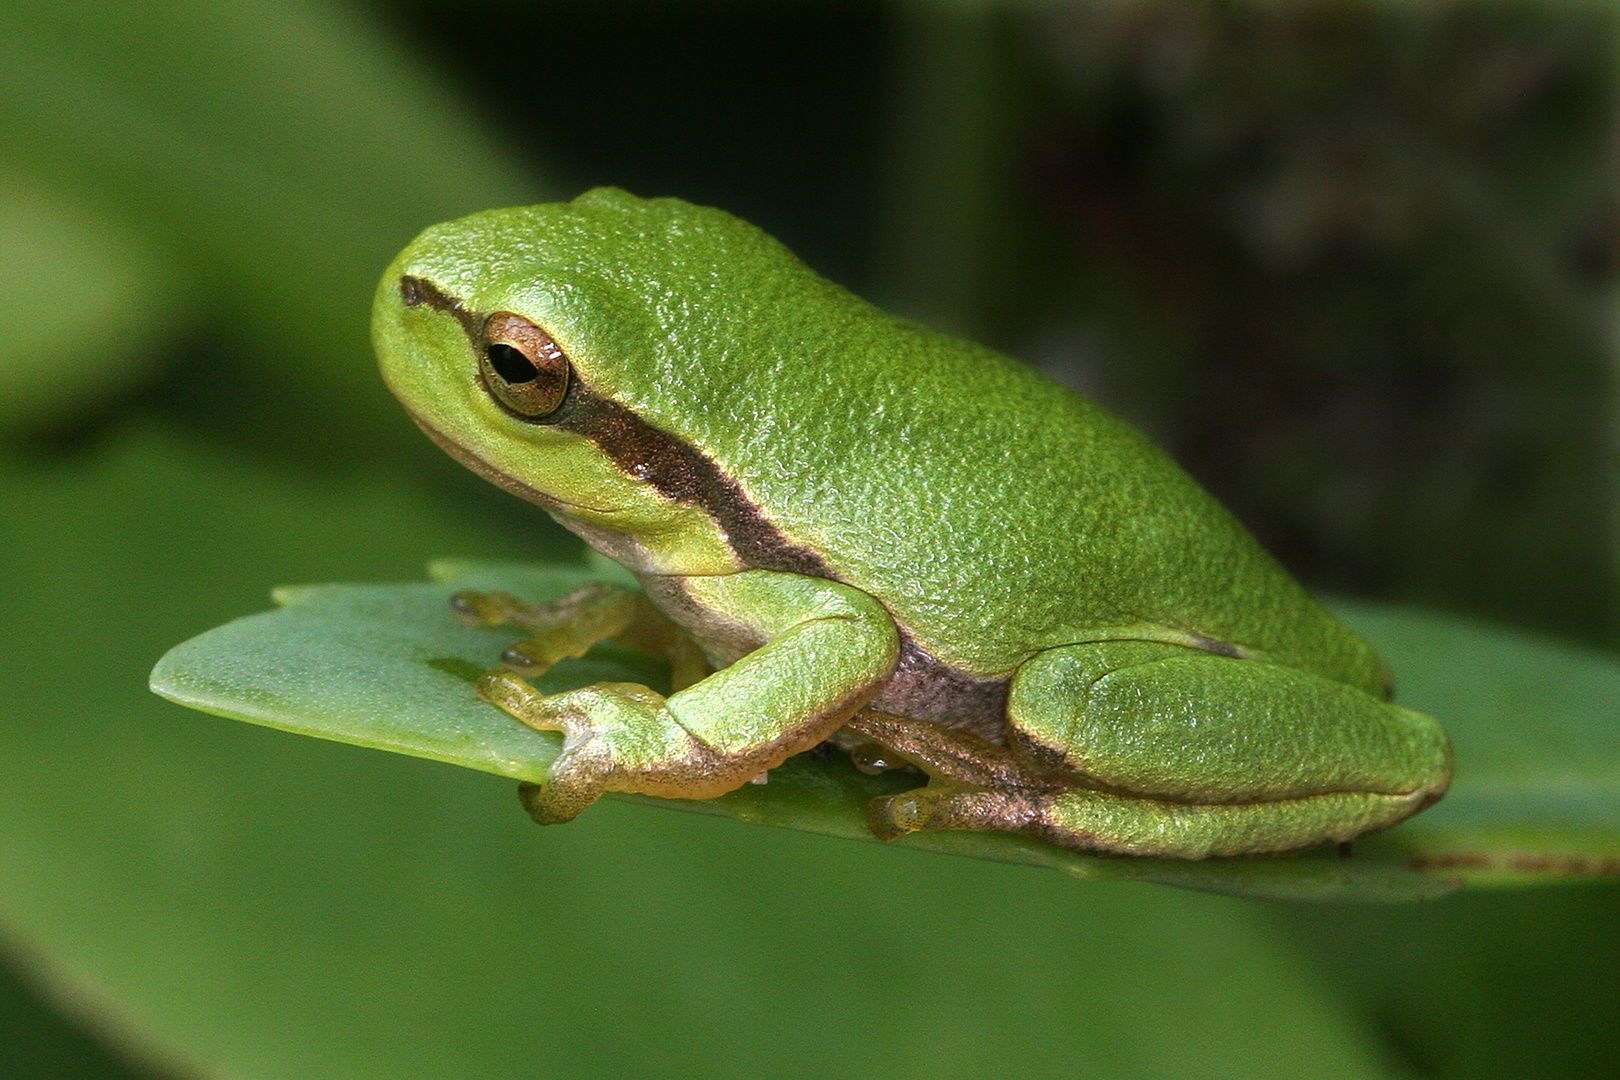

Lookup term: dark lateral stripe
[557,391,832,578]
[400,275,480,335]
[400,274,830,579]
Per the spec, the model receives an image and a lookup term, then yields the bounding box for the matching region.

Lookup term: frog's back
[690,315,1379,691]
[527,191,1386,693]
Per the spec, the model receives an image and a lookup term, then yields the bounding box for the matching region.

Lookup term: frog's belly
[866,630,1010,743]
[639,573,1011,743]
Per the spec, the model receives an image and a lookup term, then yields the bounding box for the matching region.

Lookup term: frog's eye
[478,313,571,419]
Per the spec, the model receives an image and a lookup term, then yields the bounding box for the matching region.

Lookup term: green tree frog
[373,188,1451,859]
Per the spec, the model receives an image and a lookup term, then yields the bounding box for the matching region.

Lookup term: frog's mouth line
[402,406,626,517]
[390,274,828,579]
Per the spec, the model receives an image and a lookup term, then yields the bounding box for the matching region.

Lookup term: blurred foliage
[0,0,1616,1078]
[149,565,1620,903]
[0,173,191,437]
[0,0,536,457]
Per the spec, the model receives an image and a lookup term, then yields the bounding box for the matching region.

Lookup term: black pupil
[487,343,539,385]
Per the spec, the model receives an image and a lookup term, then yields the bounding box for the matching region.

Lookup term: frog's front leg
[860,640,1453,859]
[476,570,899,825]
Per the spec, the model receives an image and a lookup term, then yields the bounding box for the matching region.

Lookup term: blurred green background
[2,1,1617,1077]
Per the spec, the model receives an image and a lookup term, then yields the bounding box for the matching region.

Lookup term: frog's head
[372,188,853,575]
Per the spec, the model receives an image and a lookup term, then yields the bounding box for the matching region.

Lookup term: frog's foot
[865,785,1051,842]
[867,784,1434,859]
[845,709,1056,841]
[846,701,1446,859]
[1033,788,1439,859]
[477,669,745,824]
[452,584,712,689]
[844,709,1030,786]
[452,584,640,677]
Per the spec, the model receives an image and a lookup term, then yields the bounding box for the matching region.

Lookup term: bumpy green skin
[374,188,1452,859]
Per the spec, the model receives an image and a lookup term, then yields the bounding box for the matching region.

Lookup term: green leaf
[155,561,1620,903]
[2,424,1409,1080]
[1331,603,1620,886]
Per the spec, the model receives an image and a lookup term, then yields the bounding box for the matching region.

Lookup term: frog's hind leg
[844,710,1056,841]
[857,641,1451,859]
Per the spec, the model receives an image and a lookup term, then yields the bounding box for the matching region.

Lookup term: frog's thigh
[1004,641,1452,857]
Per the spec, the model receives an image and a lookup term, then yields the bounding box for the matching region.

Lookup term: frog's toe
[863,793,914,841]
[517,773,605,825]
[449,589,529,627]
[867,785,1047,842]
[497,630,588,677]
[481,673,735,823]
[475,667,565,730]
